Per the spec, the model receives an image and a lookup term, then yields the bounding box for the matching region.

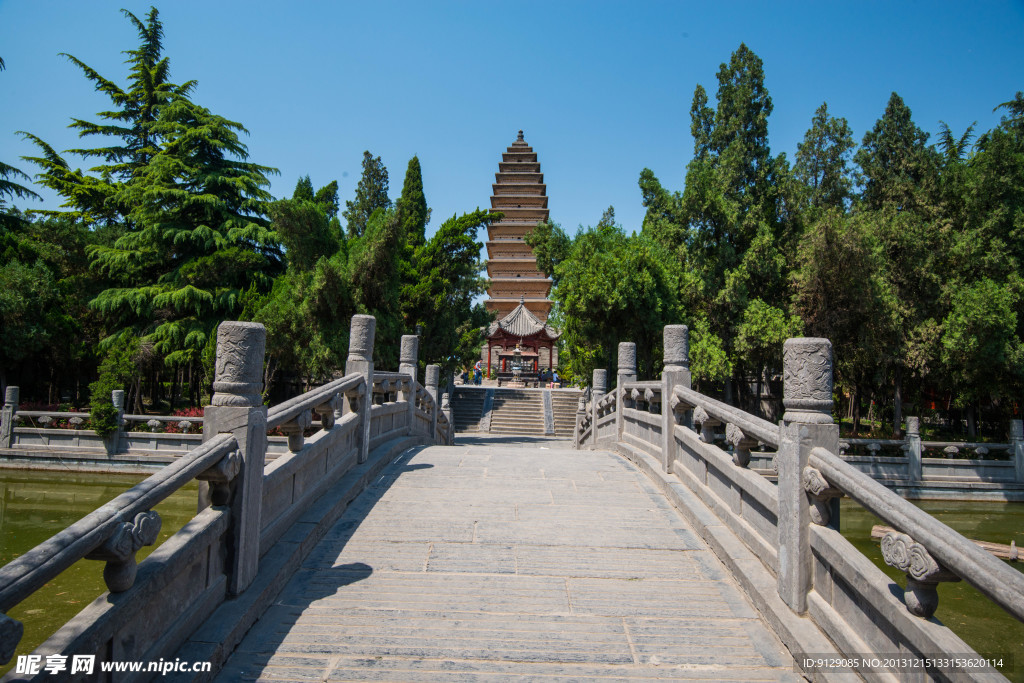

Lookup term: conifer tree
[396,156,430,248]
[343,151,391,239]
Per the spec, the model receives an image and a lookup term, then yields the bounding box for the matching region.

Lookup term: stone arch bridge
[0,319,1021,681]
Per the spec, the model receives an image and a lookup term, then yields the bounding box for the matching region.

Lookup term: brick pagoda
[482,131,559,376]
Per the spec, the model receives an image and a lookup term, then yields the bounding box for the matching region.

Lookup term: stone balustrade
[575,325,1016,680]
[0,314,449,674]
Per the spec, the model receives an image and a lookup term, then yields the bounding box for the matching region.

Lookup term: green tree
[524,218,571,285]
[794,102,855,212]
[343,151,391,239]
[854,92,937,213]
[552,212,683,382]
[396,156,430,248]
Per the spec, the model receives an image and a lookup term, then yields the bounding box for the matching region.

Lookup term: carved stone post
[425,364,440,442]
[345,315,376,463]
[906,416,923,484]
[574,394,586,448]
[399,334,419,436]
[616,342,636,442]
[591,369,607,446]
[661,326,690,472]
[442,392,454,445]
[777,338,838,614]
[103,389,126,456]
[1012,420,1024,484]
[0,386,17,449]
[202,321,267,595]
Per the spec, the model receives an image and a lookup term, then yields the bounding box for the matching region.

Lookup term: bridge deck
[218,439,799,681]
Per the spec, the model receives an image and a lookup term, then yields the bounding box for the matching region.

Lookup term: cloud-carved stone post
[202,321,268,595]
[776,337,838,614]
[661,325,690,473]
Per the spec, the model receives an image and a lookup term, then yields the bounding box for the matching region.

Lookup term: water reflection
[0,469,198,678]
[840,499,1024,682]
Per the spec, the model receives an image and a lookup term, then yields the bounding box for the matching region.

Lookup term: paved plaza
[217,441,799,682]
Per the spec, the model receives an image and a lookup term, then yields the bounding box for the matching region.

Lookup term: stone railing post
[103,390,126,456]
[661,325,690,472]
[399,334,419,435]
[0,386,17,449]
[591,369,607,446]
[442,392,454,445]
[1012,420,1024,484]
[202,321,267,595]
[574,394,586,448]
[906,416,923,483]
[425,364,440,442]
[345,315,376,463]
[616,342,637,441]
[777,338,838,615]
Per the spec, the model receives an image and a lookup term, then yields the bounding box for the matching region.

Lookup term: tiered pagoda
[482,131,559,376]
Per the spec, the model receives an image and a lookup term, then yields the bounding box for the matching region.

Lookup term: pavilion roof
[486,296,559,340]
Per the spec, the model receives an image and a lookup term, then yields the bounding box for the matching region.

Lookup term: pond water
[840,499,1024,681]
[0,469,198,678]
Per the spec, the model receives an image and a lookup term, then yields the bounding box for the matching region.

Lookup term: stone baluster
[726,423,759,468]
[616,342,636,442]
[661,326,690,472]
[315,394,340,431]
[399,334,419,435]
[591,369,607,446]
[880,531,960,618]
[777,337,838,615]
[906,416,923,483]
[425,364,440,442]
[281,410,312,452]
[0,386,17,449]
[103,389,126,456]
[692,406,721,444]
[85,511,162,593]
[1011,420,1024,485]
[202,321,268,595]
[0,611,22,666]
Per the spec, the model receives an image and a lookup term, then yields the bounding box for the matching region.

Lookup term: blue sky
[1,1,1022,238]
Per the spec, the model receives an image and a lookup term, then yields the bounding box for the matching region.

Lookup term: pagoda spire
[483,131,552,322]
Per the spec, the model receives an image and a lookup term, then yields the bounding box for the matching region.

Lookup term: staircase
[489,389,545,435]
[452,388,486,432]
[550,389,583,438]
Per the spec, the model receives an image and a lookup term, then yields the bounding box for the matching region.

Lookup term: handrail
[674,385,779,448]
[809,446,1024,622]
[14,411,90,419]
[0,432,237,612]
[267,374,364,430]
[621,380,661,390]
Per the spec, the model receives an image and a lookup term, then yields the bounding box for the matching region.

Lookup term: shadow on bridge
[212,447,437,680]
[454,434,573,447]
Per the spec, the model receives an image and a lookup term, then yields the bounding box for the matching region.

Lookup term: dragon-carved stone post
[399,334,419,436]
[202,321,268,595]
[591,369,607,446]
[345,315,376,463]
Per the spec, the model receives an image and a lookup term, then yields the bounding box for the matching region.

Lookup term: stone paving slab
[216,444,800,682]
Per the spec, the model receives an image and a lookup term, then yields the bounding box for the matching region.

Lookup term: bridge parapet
[576,326,1021,680]
[0,315,449,679]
